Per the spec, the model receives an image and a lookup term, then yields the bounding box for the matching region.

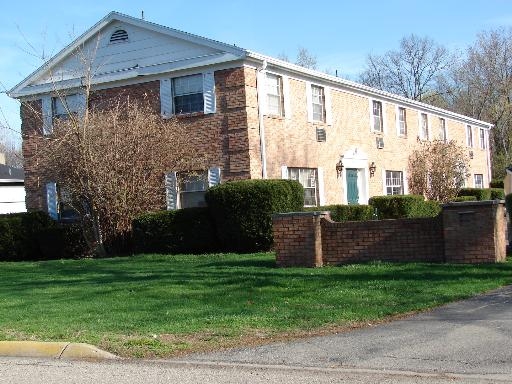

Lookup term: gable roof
[8,11,247,98]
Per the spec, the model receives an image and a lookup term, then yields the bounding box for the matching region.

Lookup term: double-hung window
[178,171,208,209]
[474,174,484,189]
[385,170,404,195]
[420,113,429,140]
[53,94,83,119]
[288,168,319,207]
[466,125,473,147]
[311,85,326,122]
[266,73,284,117]
[173,74,204,114]
[439,118,447,142]
[398,107,407,136]
[372,101,383,133]
[479,128,486,149]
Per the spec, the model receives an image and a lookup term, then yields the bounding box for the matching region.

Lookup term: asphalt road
[1,285,511,383]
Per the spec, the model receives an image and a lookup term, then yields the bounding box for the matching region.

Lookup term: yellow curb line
[0,341,119,360]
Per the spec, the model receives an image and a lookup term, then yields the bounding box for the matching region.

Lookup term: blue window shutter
[203,72,216,114]
[208,167,221,187]
[281,165,289,179]
[46,182,58,220]
[165,171,178,210]
[160,79,173,118]
[41,96,53,135]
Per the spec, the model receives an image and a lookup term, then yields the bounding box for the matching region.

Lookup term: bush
[490,188,505,200]
[306,205,375,222]
[506,194,512,219]
[205,179,304,252]
[133,207,218,254]
[37,223,88,260]
[451,196,478,202]
[368,195,440,219]
[490,179,504,189]
[457,188,492,201]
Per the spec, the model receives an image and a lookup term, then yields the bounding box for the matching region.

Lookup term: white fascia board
[245,51,493,130]
[9,11,247,98]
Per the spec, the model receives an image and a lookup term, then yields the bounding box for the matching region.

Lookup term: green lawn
[1,253,511,358]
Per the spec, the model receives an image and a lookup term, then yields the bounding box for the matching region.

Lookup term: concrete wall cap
[442,200,505,208]
[272,211,330,218]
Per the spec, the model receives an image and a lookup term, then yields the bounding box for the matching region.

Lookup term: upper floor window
[372,100,383,133]
[385,170,404,195]
[311,85,326,122]
[479,128,486,149]
[173,74,204,114]
[466,125,473,147]
[397,107,407,136]
[474,174,484,189]
[266,73,284,117]
[420,113,429,140]
[439,118,447,142]
[52,94,84,119]
[288,167,319,207]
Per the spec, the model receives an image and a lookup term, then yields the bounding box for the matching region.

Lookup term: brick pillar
[272,211,329,267]
[442,200,506,263]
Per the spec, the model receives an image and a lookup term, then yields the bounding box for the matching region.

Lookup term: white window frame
[282,166,324,207]
[266,73,284,117]
[371,100,384,133]
[419,113,429,140]
[466,125,474,147]
[474,174,484,189]
[396,106,407,136]
[385,170,404,195]
[311,85,326,123]
[479,128,486,149]
[165,167,221,210]
[439,117,447,142]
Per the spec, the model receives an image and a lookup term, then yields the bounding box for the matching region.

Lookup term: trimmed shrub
[490,179,504,189]
[305,205,375,222]
[451,195,478,202]
[37,223,88,260]
[457,188,492,201]
[368,195,440,219]
[205,179,304,252]
[133,207,218,254]
[490,188,505,200]
[506,193,512,219]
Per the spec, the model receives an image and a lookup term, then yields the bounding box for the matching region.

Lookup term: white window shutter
[382,169,387,195]
[317,167,325,206]
[41,96,53,135]
[160,79,173,118]
[282,75,291,119]
[281,165,289,179]
[257,70,267,116]
[165,171,178,210]
[208,167,221,187]
[324,87,332,125]
[306,82,313,123]
[203,72,216,114]
[46,182,58,220]
[403,169,409,194]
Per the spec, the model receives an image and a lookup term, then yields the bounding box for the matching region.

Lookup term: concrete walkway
[176,285,512,379]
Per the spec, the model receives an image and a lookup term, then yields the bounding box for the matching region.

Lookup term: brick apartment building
[8,12,492,217]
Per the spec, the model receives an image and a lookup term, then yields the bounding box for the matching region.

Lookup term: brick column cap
[442,200,504,208]
[272,211,330,219]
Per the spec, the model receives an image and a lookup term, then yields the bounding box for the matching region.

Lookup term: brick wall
[273,201,506,267]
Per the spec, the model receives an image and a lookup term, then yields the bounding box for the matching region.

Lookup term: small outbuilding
[0,154,25,214]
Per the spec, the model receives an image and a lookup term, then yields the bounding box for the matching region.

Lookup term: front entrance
[346,168,359,205]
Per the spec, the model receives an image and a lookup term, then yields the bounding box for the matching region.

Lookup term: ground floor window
[288,167,319,206]
[474,174,484,189]
[385,170,404,195]
[178,170,208,209]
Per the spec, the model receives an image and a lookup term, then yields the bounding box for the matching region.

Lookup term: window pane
[311,85,325,122]
[173,75,204,114]
[288,168,318,206]
[174,94,204,114]
[173,75,203,95]
[385,170,403,195]
[180,191,207,209]
[373,101,382,132]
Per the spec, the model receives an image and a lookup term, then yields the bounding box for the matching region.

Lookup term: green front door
[346,168,359,205]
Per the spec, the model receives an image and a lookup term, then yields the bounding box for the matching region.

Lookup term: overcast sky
[2,0,512,141]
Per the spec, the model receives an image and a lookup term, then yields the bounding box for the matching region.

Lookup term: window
[479,128,486,149]
[420,113,429,140]
[397,107,407,136]
[466,125,473,147]
[52,94,83,119]
[474,174,484,189]
[385,171,404,195]
[173,74,204,114]
[311,85,326,122]
[372,100,383,132]
[288,168,319,206]
[45,182,80,222]
[439,118,447,142]
[266,73,284,116]
[178,171,208,209]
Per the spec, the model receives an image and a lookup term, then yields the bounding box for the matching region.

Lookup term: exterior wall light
[336,156,344,178]
[369,162,376,177]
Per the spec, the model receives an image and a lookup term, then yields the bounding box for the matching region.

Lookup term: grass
[0,252,511,358]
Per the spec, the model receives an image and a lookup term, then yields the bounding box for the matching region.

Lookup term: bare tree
[408,140,470,202]
[359,34,452,101]
[0,123,22,168]
[295,47,317,70]
[436,28,512,177]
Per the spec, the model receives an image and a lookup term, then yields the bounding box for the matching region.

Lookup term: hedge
[132,207,218,254]
[457,188,492,201]
[305,204,375,222]
[451,195,478,202]
[0,212,86,261]
[490,179,504,189]
[368,195,441,219]
[205,179,304,252]
[490,188,505,200]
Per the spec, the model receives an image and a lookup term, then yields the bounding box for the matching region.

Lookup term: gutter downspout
[256,60,268,179]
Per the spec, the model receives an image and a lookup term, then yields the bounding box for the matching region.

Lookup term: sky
[1,0,512,143]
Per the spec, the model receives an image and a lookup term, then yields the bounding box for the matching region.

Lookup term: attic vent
[110,29,129,43]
